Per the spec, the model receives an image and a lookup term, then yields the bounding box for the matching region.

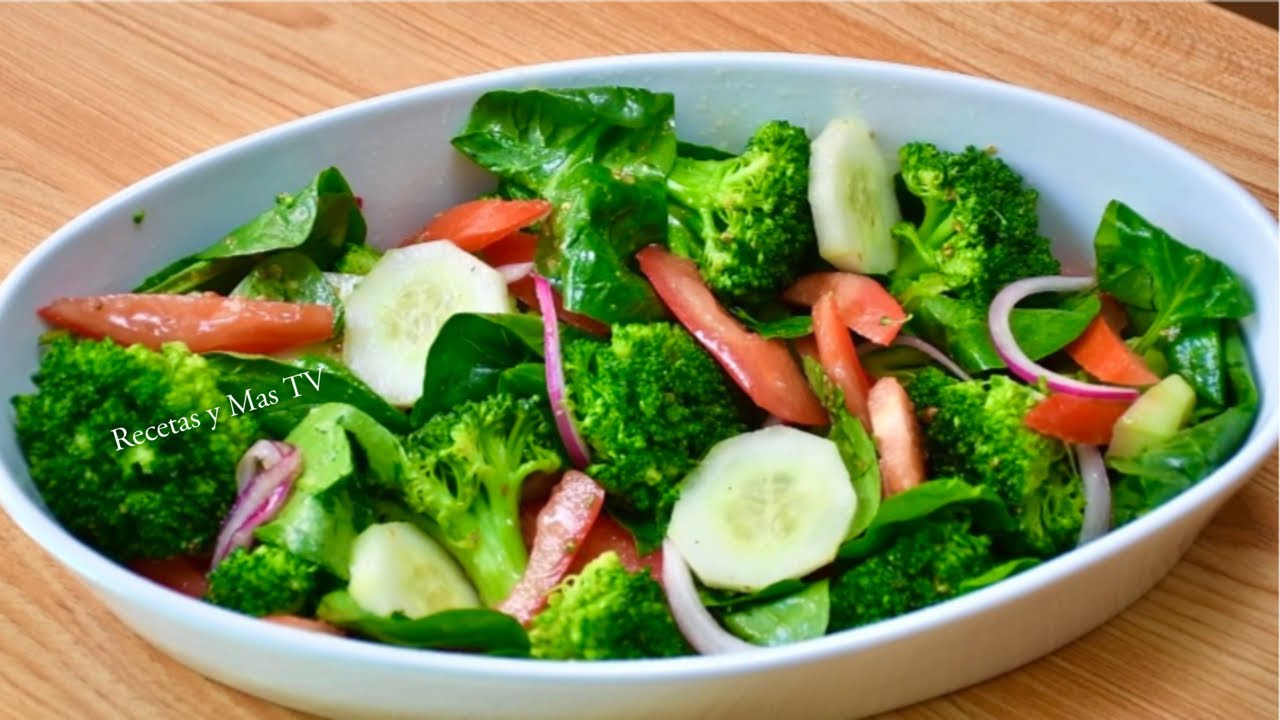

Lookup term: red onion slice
[532,274,591,468]
[1075,443,1112,545]
[890,335,973,381]
[212,441,302,568]
[661,539,756,655]
[496,262,535,284]
[988,276,1139,401]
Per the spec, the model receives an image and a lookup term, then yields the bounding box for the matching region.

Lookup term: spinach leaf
[803,357,881,539]
[316,590,530,657]
[676,140,734,161]
[410,313,546,426]
[733,310,813,340]
[255,404,407,577]
[1223,324,1258,409]
[1162,319,1226,407]
[496,362,549,400]
[206,353,409,436]
[1008,292,1101,360]
[698,578,808,610]
[231,251,343,331]
[912,295,1003,372]
[838,478,1016,560]
[1094,200,1253,352]
[136,167,366,293]
[956,557,1040,594]
[718,580,830,647]
[452,87,677,323]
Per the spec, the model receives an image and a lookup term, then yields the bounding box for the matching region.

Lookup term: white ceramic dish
[0,52,1275,720]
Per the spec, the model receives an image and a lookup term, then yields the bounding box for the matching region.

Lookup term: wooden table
[0,3,1274,718]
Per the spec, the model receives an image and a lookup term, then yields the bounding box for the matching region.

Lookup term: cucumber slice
[667,426,856,593]
[808,116,901,274]
[1107,374,1196,460]
[342,241,512,407]
[348,522,480,619]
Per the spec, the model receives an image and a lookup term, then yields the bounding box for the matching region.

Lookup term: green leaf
[733,310,813,340]
[410,313,546,426]
[231,251,344,332]
[698,578,808,610]
[255,404,407,578]
[316,590,530,657]
[206,353,409,436]
[452,87,676,323]
[802,357,882,540]
[1162,319,1226,407]
[1008,292,1101,360]
[1094,200,1253,352]
[136,167,366,293]
[719,579,830,647]
[837,478,1016,560]
[496,362,549,400]
[956,557,1040,594]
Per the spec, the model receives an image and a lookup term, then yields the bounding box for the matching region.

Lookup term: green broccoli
[906,369,1084,556]
[334,243,383,274]
[828,513,996,631]
[889,143,1061,371]
[205,544,324,617]
[399,392,565,606]
[528,551,688,660]
[12,338,259,562]
[666,120,816,305]
[563,323,748,537]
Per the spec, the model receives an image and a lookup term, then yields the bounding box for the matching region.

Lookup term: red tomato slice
[262,616,346,636]
[498,470,606,625]
[508,276,610,336]
[1024,393,1133,445]
[130,556,210,599]
[1065,314,1159,387]
[566,513,663,581]
[1097,293,1129,334]
[481,231,539,268]
[812,293,872,428]
[783,272,908,345]
[39,293,334,354]
[866,377,927,497]
[635,246,827,426]
[402,199,552,251]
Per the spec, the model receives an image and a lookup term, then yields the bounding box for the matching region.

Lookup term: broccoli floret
[12,338,258,562]
[666,120,816,305]
[829,513,996,631]
[908,372,1084,556]
[399,393,565,606]
[528,551,688,660]
[889,143,1061,371]
[563,323,748,533]
[334,243,383,274]
[205,544,323,617]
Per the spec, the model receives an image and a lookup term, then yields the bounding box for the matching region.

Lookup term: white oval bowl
[0,52,1275,720]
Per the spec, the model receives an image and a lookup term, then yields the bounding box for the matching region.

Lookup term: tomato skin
[39,293,334,354]
[1065,314,1159,386]
[635,246,826,426]
[481,231,539,268]
[403,199,552,251]
[130,556,210,599]
[1024,393,1133,445]
[566,513,663,581]
[783,272,908,345]
[866,377,926,497]
[812,293,872,428]
[499,470,606,625]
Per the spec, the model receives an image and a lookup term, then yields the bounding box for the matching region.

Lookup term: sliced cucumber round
[667,426,856,593]
[809,116,901,274]
[348,522,479,619]
[342,241,512,407]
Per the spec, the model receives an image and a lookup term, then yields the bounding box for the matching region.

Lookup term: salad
[11,86,1258,660]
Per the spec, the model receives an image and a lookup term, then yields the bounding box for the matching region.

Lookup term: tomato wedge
[812,293,872,428]
[567,512,663,581]
[508,276,610,336]
[481,231,539,268]
[402,199,552,251]
[1065,314,1159,387]
[636,246,826,426]
[1024,393,1134,445]
[498,470,606,625]
[130,556,210,599]
[783,272,908,345]
[866,377,926,497]
[39,293,334,354]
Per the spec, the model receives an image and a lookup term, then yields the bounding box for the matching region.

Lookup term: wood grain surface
[0,3,1275,719]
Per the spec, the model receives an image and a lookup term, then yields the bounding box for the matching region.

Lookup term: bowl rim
[0,50,1275,682]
